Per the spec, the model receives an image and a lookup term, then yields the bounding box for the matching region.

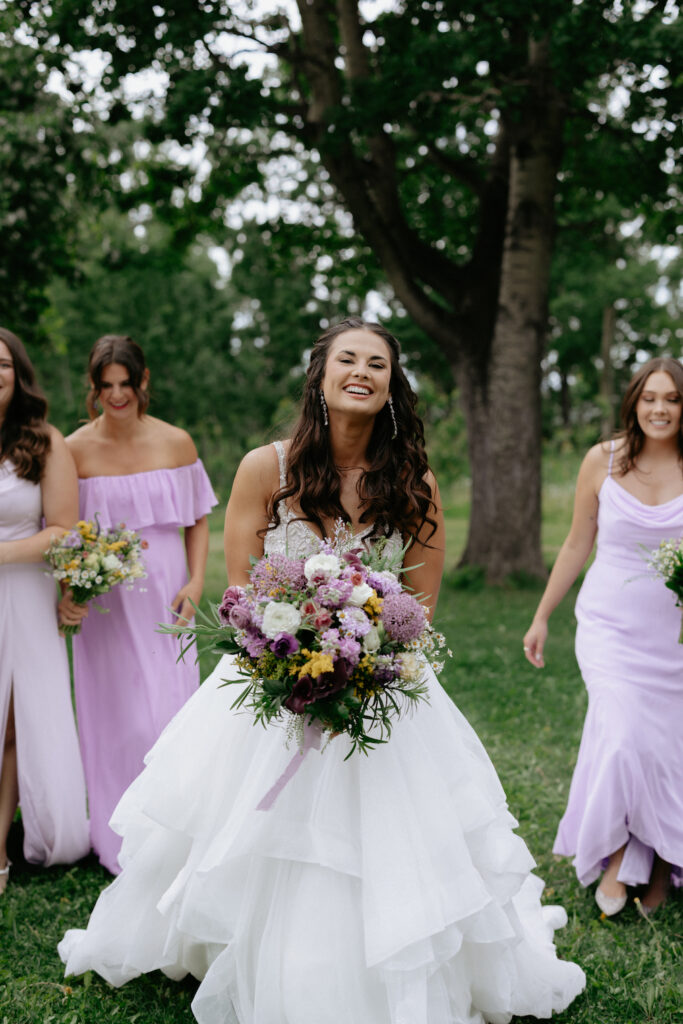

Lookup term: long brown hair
[0,327,51,483]
[87,335,149,418]
[268,318,437,542]
[616,356,683,474]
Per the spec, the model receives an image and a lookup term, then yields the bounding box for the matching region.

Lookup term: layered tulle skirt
[60,656,584,1023]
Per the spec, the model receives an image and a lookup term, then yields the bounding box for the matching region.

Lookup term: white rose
[363,626,381,653]
[349,582,374,607]
[400,653,423,683]
[304,553,342,581]
[101,554,122,571]
[261,601,302,639]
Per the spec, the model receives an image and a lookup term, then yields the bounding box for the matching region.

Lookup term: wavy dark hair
[616,356,683,475]
[0,327,51,483]
[267,318,437,543]
[87,334,149,418]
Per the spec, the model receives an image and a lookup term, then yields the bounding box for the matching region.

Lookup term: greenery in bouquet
[45,518,148,635]
[647,537,683,643]
[164,523,450,756]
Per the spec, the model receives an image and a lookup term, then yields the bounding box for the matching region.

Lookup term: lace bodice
[265,442,404,562]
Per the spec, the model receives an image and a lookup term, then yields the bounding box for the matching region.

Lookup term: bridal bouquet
[45,518,148,635]
[648,537,683,642]
[164,523,449,757]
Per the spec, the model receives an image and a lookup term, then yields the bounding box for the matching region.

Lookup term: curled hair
[87,335,149,418]
[268,318,437,543]
[0,327,51,483]
[616,356,683,475]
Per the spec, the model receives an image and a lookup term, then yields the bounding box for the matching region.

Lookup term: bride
[59,319,585,1023]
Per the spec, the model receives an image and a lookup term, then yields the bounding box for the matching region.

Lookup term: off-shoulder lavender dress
[72,460,217,874]
[0,461,89,865]
[59,442,585,1024]
[554,443,683,887]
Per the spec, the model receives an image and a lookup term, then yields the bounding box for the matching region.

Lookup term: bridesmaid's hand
[523,619,547,668]
[170,581,203,625]
[58,590,88,628]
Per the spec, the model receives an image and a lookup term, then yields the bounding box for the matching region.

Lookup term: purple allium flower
[219,585,244,624]
[244,628,268,657]
[270,632,300,658]
[367,570,402,597]
[381,592,426,642]
[229,602,253,630]
[250,553,307,594]
[316,578,353,609]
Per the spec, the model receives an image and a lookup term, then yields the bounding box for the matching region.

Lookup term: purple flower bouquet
[162,524,448,756]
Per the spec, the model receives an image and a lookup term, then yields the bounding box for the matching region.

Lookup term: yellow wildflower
[298,651,334,679]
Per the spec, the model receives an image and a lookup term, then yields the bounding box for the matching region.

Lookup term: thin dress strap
[273,441,287,488]
[608,438,615,477]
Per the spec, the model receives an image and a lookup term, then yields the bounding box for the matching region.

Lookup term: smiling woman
[524,355,683,918]
[58,334,218,875]
[59,318,585,1024]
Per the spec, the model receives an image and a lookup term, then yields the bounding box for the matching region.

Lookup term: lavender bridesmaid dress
[72,460,217,874]
[0,462,89,865]
[554,444,683,887]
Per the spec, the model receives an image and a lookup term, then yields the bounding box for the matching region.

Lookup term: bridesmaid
[59,334,218,874]
[0,327,89,892]
[523,356,683,916]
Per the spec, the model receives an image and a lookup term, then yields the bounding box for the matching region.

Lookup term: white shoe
[595,885,627,916]
[0,859,11,896]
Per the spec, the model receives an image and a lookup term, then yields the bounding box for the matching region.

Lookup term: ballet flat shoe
[595,885,627,916]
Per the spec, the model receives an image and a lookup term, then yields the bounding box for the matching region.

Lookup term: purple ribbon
[256,719,322,811]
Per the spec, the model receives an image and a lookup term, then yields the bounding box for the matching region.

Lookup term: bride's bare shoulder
[234,442,286,494]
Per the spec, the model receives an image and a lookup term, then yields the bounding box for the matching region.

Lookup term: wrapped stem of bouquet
[45,518,148,635]
[161,523,450,766]
[648,537,683,643]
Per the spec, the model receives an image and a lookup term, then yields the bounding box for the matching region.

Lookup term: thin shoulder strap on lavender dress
[608,438,616,477]
[273,441,287,488]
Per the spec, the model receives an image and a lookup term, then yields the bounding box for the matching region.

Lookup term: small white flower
[349,582,374,607]
[261,601,302,639]
[95,575,103,583]
[304,553,342,582]
[400,652,422,683]
[363,625,381,653]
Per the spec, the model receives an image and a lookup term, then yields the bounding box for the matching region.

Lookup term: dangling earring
[388,395,397,439]
[320,389,329,427]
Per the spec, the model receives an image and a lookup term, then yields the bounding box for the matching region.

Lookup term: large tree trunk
[458,38,563,581]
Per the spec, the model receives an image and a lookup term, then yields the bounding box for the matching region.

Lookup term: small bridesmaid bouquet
[647,537,683,643]
[45,518,148,635]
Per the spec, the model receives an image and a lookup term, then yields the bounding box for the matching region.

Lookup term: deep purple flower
[270,632,300,658]
[244,628,268,657]
[229,602,253,630]
[381,592,426,642]
[219,585,244,624]
[284,658,352,713]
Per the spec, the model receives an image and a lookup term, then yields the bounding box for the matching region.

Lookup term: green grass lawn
[2,466,682,1023]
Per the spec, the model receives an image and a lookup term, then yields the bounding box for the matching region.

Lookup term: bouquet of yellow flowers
[45,518,147,635]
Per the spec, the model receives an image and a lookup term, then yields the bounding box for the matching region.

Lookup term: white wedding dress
[59,445,584,1023]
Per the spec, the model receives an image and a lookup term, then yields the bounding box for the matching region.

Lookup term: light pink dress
[554,443,683,887]
[72,460,217,874]
[0,461,89,864]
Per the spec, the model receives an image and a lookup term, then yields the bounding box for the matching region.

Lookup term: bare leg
[642,855,671,911]
[598,843,627,901]
[0,692,18,895]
